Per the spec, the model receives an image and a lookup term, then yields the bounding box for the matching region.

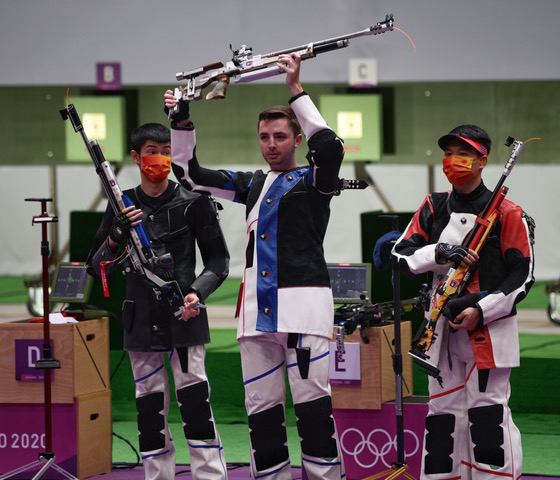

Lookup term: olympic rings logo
[339,427,420,469]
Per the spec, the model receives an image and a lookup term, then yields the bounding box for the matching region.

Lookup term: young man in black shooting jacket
[87,123,229,480]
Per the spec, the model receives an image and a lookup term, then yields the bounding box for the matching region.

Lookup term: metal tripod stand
[0,198,78,480]
[364,215,415,480]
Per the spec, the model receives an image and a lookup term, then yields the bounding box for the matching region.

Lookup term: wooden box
[76,389,113,478]
[0,318,110,404]
[0,389,112,479]
[331,322,413,410]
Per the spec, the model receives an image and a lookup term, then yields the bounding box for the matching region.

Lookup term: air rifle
[170,14,395,109]
[60,104,184,317]
[409,137,531,385]
[334,296,420,361]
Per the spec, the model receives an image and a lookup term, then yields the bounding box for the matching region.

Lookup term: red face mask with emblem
[140,154,171,183]
[442,155,476,186]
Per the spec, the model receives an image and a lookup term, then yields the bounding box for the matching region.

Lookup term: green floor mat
[519,334,560,359]
[521,432,560,475]
[0,276,30,304]
[514,413,560,436]
[112,421,302,466]
[206,329,239,352]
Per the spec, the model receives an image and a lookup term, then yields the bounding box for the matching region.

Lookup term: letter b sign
[96,62,121,90]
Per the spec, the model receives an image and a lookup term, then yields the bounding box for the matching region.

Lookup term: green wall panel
[0,81,556,166]
[0,87,65,165]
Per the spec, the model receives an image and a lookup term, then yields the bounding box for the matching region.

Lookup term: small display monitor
[50,262,93,304]
[327,263,372,304]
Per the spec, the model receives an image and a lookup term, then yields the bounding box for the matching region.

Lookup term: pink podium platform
[332,399,429,479]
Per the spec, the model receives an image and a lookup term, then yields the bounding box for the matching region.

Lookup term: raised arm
[278,53,345,195]
[165,90,254,204]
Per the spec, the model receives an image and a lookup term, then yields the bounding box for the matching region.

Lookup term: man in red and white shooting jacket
[393,125,535,479]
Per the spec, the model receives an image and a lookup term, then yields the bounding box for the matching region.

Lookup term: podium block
[0,318,110,404]
[0,390,112,479]
[334,399,429,479]
[0,318,112,478]
[331,322,413,410]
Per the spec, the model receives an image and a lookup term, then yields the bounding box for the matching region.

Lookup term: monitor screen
[50,262,93,304]
[327,263,371,304]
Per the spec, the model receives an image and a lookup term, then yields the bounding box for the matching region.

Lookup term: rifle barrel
[462,139,524,248]
[261,22,393,58]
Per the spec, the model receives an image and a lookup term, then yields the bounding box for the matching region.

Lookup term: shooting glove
[442,292,485,324]
[435,242,469,265]
[164,97,190,125]
[109,211,132,245]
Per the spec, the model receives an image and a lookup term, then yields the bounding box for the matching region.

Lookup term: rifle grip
[206,75,230,100]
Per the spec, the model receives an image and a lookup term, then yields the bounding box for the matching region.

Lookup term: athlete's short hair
[131,123,170,153]
[258,106,301,137]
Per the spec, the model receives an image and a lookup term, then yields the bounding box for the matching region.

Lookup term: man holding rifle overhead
[393,125,535,479]
[87,123,230,480]
[165,53,345,479]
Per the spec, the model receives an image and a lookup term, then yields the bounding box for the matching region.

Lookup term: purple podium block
[0,403,78,479]
[333,401,429,479]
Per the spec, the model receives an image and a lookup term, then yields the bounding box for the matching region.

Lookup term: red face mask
[140,154,171,183]
[442,155,475,185]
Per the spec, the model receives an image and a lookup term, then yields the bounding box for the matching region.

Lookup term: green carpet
[0,276,32,304]
[113,422,302,467]
[514,413,560,475]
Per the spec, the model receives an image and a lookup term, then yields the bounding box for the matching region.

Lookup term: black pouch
[122,299,135,332]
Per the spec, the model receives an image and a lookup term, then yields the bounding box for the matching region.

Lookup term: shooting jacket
[392,182,535,368]
[86,181,229,351]
[171,93,344,339]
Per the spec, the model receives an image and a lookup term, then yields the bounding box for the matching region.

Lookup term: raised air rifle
[409,137,531,385]
[170,14,394,109]
[60,104,184,317]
